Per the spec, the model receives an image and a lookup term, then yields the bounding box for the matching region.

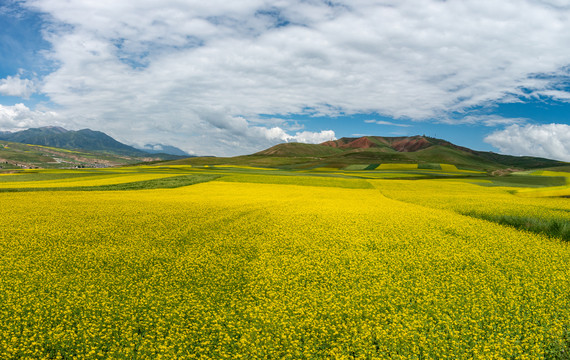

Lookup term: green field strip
[345,172,428,179]
[208,165,278,171]
[342,164,370,170]
[477,175,568,188]
[0,174,220,192]
[417,163,441,170]
[461,211,570,242]
[0,172,187,188]
[359,169,484,179]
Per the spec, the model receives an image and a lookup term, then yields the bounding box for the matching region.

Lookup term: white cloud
[287,130,336,143]
[0,103,60,131]
[11,0,570,155]
[441,115,528,127]
[537,90,570,101]
[0,75,36,98]
[120,109,336,156]
[365,119,411,127]
[485,123,570,161]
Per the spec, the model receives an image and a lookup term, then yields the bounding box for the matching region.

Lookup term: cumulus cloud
[122,111,336,156]
[485,124,570,161]
[12,0,570,155]
[0,75,36,98]
[0,103,59,131]
[287,130,336,144]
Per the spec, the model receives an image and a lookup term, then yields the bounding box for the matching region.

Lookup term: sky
[0,0,570,159]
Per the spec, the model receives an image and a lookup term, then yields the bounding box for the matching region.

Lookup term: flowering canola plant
[0,171,569,358]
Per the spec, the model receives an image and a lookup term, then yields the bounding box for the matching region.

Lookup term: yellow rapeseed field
[378,178,570,222]
[376,163,418,170]
[1,170,569,358]
[439,164,458,171]
[0,172,180,189]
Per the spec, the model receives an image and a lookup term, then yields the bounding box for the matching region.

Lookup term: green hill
[255,142,344,157]
[0,127,146,156]
[0,127,186,159]
[0,141,165,170]
[473,151,565,169]
[163,135,567,172]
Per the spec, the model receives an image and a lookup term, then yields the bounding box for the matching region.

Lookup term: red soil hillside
[320,138,360,148]
[391,137,431,152]
[321,137,380,149]
[321,135,470,153]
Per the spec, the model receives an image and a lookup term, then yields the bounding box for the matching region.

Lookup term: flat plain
[1,164,569,359]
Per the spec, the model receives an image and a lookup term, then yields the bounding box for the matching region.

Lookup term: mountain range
[0,128,566,172]
[0,127,188,158]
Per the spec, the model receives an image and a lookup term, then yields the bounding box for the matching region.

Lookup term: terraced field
[1,165,569,358]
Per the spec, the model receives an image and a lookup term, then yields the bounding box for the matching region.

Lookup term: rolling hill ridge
[0,127,189,169]
[0,127,186,159]
[0,140,144,169]
[176,135,566,171]
[0,127,150,156]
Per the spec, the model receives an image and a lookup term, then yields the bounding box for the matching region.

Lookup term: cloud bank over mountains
[486,124,570,162]
[0,103,58,130]
[1,0,570,157]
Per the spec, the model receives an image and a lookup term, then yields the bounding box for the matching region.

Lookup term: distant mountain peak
[136,143,190,157]
[0,127,148,157]
[38,126,69,133]
[0,126,189,161]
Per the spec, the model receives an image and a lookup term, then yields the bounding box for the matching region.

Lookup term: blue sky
[0,7,48,76]
[0,0,569,159]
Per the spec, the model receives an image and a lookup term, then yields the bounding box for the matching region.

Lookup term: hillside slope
[255,142,344,157]
[0,127,149,156]
[0,140,176,170]
[318,135,565,170]
[165,135,567,171]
